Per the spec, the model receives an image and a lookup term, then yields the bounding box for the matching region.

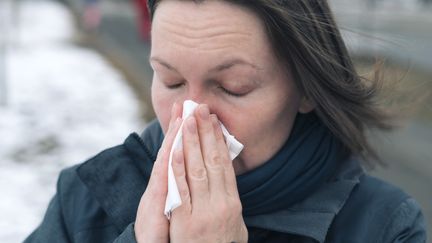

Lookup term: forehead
[151,1,268,50]
[150,0,278,75]
[153,0,260,29]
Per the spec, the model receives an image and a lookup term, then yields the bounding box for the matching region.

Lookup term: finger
[210,114,239,198]
[171,101,182,123]
[141,117,182,217]
[182,116,209,207]
[148,103,182,190]
[148,117,181,188]
[196,105,227,196]
[156,102,182,163]
[171,148,192,216]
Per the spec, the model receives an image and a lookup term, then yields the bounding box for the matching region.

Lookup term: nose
[180,86,217,115]
[183,85,209,106]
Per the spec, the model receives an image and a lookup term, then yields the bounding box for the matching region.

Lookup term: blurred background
[0,0,430,241]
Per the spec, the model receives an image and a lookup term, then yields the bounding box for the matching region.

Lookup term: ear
[298,96,315,114]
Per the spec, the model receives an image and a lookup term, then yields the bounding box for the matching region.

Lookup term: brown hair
[147,0,394,162]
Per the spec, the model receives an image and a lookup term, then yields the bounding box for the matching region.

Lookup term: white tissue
[164,100,244,218]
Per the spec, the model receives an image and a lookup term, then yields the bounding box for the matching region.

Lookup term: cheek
[226,91,300,162]
[216,106,263,144]
[151,80,175,134]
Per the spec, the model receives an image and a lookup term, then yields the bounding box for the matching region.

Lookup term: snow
[0,0,145,242]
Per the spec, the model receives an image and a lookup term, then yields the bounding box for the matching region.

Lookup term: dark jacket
[25,121,427,243]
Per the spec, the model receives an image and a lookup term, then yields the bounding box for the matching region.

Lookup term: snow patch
[0,0,145,241]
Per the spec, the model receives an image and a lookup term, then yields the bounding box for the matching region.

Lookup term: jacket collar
[77,120,363,242]
[244,158,363,243]
[77,120,163,231]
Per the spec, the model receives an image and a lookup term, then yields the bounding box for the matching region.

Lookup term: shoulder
[57,143,126,186]
[52,135,149,238]
[350,175,411,212]
[327,174,427,243]
[31,123,164,242]
[76,119,163,190]
[55,147,125,234]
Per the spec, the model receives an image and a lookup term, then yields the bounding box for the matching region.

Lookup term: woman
[25,0,426,242]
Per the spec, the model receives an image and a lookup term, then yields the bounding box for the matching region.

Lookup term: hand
[170,105,248,243]
[134,103,182,243]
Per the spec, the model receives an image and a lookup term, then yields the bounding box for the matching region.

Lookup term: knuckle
[234,202,242,211]
[223,197,242,213]
[206,152,225,170]
[210,152,222,164]
[190,167,207,180]
[179,187,190,200]
[232,200,243,214]
[217,203,230,216]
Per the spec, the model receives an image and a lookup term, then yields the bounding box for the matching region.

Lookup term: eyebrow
[149,57,260,73]
[150,57,178,72]
[210,59,260,73]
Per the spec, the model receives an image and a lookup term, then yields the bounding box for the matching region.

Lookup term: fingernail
[186,117,197,134]
[199,105,209,120]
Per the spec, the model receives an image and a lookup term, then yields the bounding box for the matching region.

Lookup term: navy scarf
[237,112,348,216]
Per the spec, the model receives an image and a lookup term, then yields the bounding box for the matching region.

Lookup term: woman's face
[151,0,312,174]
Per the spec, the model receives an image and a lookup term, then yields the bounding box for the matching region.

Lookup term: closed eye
[166,83,184,89]
[219,86,246,97]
